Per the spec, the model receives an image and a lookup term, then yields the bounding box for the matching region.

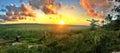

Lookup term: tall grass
[0,24,120,53]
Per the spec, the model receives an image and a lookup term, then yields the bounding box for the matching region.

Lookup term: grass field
[0,24,120,53]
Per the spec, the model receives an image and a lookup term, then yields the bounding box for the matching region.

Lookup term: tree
[87,19,99,30]
[102,1,120,30]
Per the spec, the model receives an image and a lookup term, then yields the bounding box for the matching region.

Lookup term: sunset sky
[0,0,113,25]
[0,0,85,14]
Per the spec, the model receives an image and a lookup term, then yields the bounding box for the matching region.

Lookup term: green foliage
[0,24,120,53]
[102,20,120,30]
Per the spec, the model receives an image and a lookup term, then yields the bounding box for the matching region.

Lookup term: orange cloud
[21,3,36,17]
[80,0,112,18]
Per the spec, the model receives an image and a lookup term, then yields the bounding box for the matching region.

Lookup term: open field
[0,24,120,53]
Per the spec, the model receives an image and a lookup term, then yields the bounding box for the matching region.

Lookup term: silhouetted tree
[102,1,120,30]
[87,19,99,30]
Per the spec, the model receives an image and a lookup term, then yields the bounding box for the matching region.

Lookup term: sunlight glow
[59,20,65,25]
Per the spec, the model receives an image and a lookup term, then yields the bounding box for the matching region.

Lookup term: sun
[59,20,65,25]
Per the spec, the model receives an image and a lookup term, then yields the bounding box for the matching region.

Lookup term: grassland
[0,24,120,53]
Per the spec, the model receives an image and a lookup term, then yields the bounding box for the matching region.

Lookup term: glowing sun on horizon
[59,20,65,25]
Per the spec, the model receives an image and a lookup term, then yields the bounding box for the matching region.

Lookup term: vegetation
[0,24,120,53]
